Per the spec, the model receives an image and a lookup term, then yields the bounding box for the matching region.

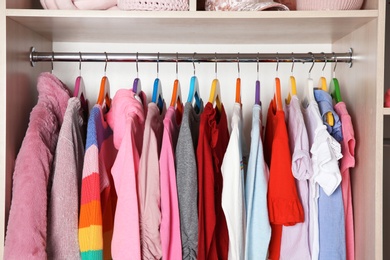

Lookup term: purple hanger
[255,80,261,105]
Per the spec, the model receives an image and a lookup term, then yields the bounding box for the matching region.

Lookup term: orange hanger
[235,54,241,104]
[275,77,283,111]
[235,78,241,104]
[96,53,111,109]
[170,55,184,117]
[274,56,283,111]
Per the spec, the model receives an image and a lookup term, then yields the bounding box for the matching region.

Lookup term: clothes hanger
[274,54,283,112]
[319,53,334,126]
[208,53,222,112]
[285,54,297,105]
[235,53,241,104]
[151,52,164,113]
[73,52,88,112]
[187,53,202,111]
[303,53,316,108]
[255,54,261,105]
[96,52,111,109]
[330,53,342,103]
[170,53,184,116]
[132,52,142,96]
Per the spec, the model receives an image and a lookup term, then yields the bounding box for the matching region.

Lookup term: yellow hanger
[209,78,222,112]
[286,56,297,105]
[96,52,111,109]
[209,54,222,112]
[319,57,334,126]
[319,77,334,125]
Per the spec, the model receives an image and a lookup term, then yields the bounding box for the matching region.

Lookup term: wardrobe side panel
[4,18,51,255]
[332,18,381,260]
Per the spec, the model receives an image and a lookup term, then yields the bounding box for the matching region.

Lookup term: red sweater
[264,99,304,260]
[197,102,230,260]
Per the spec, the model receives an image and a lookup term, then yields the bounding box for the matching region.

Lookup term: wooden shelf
[6,9,378,44]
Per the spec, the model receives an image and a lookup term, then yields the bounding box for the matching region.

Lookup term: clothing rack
[29,47,353,67]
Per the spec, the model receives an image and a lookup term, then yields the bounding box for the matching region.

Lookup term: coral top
[263,99,304,260]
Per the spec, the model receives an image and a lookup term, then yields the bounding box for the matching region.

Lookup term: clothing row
[3,72,356,260]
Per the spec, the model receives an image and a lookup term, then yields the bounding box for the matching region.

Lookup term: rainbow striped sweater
[79,105,117,260]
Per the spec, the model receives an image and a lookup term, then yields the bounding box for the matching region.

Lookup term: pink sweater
[106,89,147,260]
[4,72,71,259]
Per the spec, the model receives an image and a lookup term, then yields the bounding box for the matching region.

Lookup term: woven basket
[118,0,189,10]
[296,0,363,10]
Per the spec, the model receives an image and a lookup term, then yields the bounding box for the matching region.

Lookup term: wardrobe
[0,0,386,259]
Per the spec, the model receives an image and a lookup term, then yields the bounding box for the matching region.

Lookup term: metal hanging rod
[29,47,353,67]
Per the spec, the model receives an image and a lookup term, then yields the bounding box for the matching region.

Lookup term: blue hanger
[152,79,164,113]
[187,76,201,110]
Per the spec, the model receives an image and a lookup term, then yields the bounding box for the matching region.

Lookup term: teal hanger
[187,53,201,110]
[152,53,164,113]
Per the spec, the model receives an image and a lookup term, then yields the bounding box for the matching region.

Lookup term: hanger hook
[193,52,196,76]
[276,52,279,77]
[291,52,295,74]
[136,52,139,78]
[215,52,218,78]
[157,52,160,78]
[237,52,240,78]
[104,52,108,76]
[322,52,327,72]
[257,52,259,81]
[308,52,315,76]
[176,52,179,79]
[51,51,54,73]
[333,52,338,77]
[79,52,82,76]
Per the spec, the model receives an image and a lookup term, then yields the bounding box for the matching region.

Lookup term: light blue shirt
[314,89,343,142]
[318,185,346,260]
[245,104,271,260]
[315,90,346,260]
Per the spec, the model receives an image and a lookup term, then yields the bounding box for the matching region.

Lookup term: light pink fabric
[40,0,118,10]
[48,97,85,260]
[296,0,362,10]
[159,106,182,260]
[138,103,165,259]
[106,89,147,260]
[334,102,356,260]
[4,72,71,260]
[281,95,312,260]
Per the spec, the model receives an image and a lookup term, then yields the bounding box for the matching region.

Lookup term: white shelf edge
[6,9,379,19]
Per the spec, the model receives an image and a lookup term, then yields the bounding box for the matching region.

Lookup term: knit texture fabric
[118,0,188,11]
[47,97,86,260]
[296,0,363,10]
[78,105,117,260]
[4,72,71,260]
